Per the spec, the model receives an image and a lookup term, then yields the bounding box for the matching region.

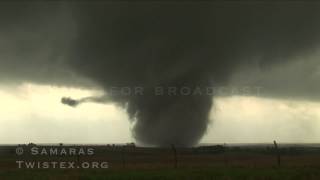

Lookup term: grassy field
[1,167,320,180]
[1,145,320,179]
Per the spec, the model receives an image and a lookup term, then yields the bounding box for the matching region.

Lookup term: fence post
[171,144,177,168]
[273,140,281,167]
[223,143,228,166]
[121,146,126,168]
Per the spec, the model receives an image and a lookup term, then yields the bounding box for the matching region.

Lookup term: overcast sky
[1,83,320,144]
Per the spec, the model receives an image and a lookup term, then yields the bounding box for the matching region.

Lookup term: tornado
[62,2,320,147]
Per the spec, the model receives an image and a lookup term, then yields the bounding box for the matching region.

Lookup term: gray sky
[1,83,320,145]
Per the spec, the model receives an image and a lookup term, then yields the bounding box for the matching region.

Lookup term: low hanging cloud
[61,95,113,107]
[1,2,320,146]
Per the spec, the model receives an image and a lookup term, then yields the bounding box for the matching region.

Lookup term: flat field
[1,144,320,180]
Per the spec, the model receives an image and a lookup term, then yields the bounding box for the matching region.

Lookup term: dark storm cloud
[1,2,320,146]
[0,2,92,87]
